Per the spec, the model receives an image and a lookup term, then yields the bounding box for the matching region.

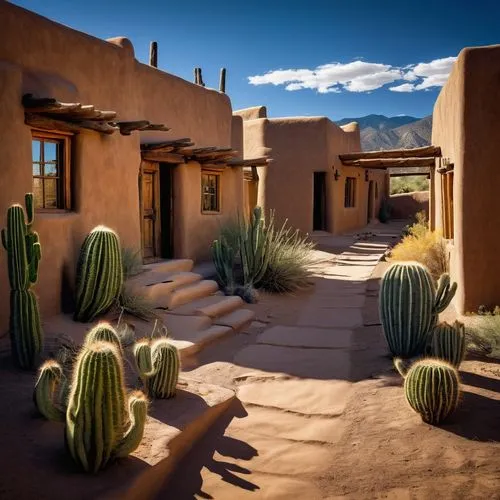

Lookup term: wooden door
[141,163,161,260]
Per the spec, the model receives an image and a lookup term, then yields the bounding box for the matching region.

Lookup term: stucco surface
[234,106,267,121]
[0,2,237,334]
[240,113,388,235]
[432,45,500,313]
[390,191,429,219]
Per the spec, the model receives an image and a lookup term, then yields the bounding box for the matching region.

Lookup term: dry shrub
[389,212,448,280]
[462,312,500,360]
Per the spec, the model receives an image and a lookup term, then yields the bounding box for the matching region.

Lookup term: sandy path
[161,224,500,499]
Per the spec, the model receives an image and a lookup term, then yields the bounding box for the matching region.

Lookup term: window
[201,172,220,212]
[32,131,71,210]
[344,177,356,208]
[441,172,454,239]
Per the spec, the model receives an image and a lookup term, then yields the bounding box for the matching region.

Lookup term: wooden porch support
[339,145,441,161]
[341,157,436,168]
[149,41,158,67]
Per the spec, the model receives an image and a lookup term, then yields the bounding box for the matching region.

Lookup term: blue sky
[12,0,500,120]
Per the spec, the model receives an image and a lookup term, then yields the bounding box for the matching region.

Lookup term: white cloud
[389,83,416,93]
[248,56,457,94]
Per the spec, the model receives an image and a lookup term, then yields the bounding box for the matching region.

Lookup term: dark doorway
[159,164,174,258]
[367,180,374,223]
[313,172,327,231]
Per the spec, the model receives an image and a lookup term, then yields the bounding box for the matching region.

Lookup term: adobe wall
[240,115,388,235]
[432,44,500,313]
[389,191,429,220]
[0,2,234,334]
[234,106,267,121]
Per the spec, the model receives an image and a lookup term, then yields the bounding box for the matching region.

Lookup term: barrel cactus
[379,262,457,357]
[429,321,466,367]
[84,322,122,350]
[65,341,148,472]
[394,358,460,425]
[33,359,65,422]
[133,338,180,399]
[1,193,43,369]
[74,226,123,322]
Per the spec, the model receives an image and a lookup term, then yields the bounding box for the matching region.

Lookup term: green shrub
[462,308,500,359]
[390,176,429,195]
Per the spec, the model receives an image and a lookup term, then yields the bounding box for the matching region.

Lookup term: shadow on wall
[390,191,429,219]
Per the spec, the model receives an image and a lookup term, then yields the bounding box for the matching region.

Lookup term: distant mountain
[336,114,432,151]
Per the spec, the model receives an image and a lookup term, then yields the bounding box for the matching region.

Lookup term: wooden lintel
[340,157,436,168]
[194,150,237,160]
[116,120,151,135]
[141,151,185,164]
[227,156,269,167]
[142,138,193,151]
[339,145,442,162]
[200,163,226,171]
[25,113,118,135]
[140,124,170,132]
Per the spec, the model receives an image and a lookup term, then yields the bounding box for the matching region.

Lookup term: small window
[344,177,356,208]
[201,172,220,213]
[32,131,71,210]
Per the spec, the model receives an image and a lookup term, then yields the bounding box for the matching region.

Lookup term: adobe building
[235,106,389,235]
[0,2,265,333]
[431,44,500,314]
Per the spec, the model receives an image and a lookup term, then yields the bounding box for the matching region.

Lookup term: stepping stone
[297,307,363,328]
[215,309,255,331]
[237,378,351,416]
[307,295,365,308]
[257,325,352,349]
[229,405,347,444]
[143,259,194,274]
[174,325,234,356]
[234,344,350,380]
[143,272,202,306]
[159,313,212,337]
[166,280,219,309]
[170,295,243,318]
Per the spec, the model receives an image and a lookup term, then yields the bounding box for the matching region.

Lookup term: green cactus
[65,341,148,473]
[134,338,180,399]
[33,359,65,422]
[429,321,466,367]
[74,226,123,323]
[212,237,236,291]
[394,358,460,425]
[379,262,457,357]
[1,193,43,369]
[84,322,122,351]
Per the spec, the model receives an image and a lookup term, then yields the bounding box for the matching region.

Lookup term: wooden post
[194,67,199,85]
[198,67,205,87]
[219,68,226,93]
[149,41,158,68]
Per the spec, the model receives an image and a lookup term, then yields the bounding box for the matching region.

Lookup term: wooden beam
[219,68,226,93]
[227,156,269,167]
[149,41,158,67]
[142,138,193,150]
[339,145,442,161]
[389,172,431,177]
[141,151,185,164]
[25,113,118,134]
[115,120,150,135]
[140,123,170,132]
[340,157,436,168]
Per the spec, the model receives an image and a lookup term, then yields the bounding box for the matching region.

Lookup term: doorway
[367,180,374,223]
[140,162,174,262]
[313,172,327,231]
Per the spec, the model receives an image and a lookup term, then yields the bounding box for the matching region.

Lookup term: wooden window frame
[344,177,356,208]
[441,171,454,240]
[31,129,72,212]
[201,171,221,214]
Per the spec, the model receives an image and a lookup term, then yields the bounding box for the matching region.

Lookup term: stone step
[142,272,203,307]
[214,308,256,332]
[143,259,194,275]
[166,280,219,309]
[169,295,244,319]
[173,325,234,357]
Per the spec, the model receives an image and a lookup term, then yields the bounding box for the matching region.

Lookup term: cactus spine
[33,360,65,422]
[84,322,122,351]
[134,338,180,399]
[394,358,460,425]
[65,342,148,472]
[379,262,457,357]
[74,226,123,322]
[429,321,466,367]
[1,193,43,369]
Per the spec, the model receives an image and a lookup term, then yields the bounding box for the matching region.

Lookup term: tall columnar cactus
[84,322,122,351]
[33,359,65,422]
[379,262,457,357]
[212,237,236,292]
[74,226,123,322]
[65,341,148,473]
[1,193,43,369]
[394,358,460,425]
[133,338,180,399]
[429,321,466,367]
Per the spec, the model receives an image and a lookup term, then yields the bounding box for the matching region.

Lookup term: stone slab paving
[257,325,352,349]
[297,306,363,328]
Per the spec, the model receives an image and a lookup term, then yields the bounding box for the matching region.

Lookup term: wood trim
[339,145,441,161]
[140,161,162,259]
[201,170,222,214]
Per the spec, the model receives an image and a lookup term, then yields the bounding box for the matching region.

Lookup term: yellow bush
[389,229,448,281]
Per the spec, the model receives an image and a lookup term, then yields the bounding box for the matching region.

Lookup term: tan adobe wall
[432,44,500,313]
[0,2,236,335]
[242,115,388,235]
[234,106,267,121]
[390,191,429,219]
